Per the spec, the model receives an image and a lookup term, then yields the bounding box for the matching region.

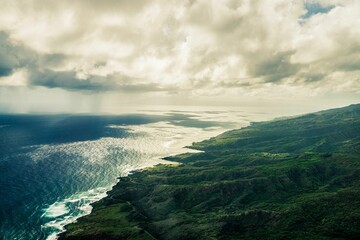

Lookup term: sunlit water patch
[0,112,256,240]
[36,121,232,238]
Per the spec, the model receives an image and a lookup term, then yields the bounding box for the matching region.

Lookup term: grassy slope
[59,104,360,240]
[58,200,156,240]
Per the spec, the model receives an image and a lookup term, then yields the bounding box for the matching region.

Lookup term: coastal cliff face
[59,104,360,240]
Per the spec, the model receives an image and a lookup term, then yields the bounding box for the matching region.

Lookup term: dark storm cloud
[29,69,171,92]
[0,31,40,86]
[40,54,69,68]
[0,30,167,92]
[251,51,301,83]
[0,67,12,77]
[29,70,114,91]
[0,32,32,77]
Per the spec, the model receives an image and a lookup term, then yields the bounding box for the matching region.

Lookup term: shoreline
[58,104,360,240]
[52,122,233,240]
[58,162,185,240]
[52,158,180,239]
[54,143,218,239]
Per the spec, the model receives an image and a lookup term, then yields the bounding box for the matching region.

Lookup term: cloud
[0,32,35,77]
[250,51,301,82]
[0,0,358,96]
[29,69,173,93]
[29,69,111,91]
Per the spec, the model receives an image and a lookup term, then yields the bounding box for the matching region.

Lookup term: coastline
[58,104,360,240]
[27,116,236,240]
[57,171,166,240]
[46,165,163,239]
[54,129,228,239]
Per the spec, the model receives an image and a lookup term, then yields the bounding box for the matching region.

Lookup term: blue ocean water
[0,111,251,240]
[0,110,278,240]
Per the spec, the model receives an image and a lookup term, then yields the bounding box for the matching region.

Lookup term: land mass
[59,104,360,240]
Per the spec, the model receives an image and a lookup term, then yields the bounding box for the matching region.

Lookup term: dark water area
[0,113,239,239]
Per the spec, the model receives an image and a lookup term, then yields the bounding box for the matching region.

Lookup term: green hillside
[59,104,360,240]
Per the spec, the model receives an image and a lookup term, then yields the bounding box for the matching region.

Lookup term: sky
[0,0,359,114]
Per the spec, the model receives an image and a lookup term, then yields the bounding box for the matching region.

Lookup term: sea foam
[38,120,245,239]
[41,187,108,239]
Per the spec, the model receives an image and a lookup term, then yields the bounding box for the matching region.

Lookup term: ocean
[0,108,269,239]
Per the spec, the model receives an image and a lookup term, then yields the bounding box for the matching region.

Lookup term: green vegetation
[59,104,360,240]
[59,201,155,240]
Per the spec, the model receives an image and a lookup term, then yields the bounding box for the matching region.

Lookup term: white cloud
[0,0,358,101]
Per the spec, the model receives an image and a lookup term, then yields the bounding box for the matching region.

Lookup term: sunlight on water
[0,109,266,239]
[36,120,247,239]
